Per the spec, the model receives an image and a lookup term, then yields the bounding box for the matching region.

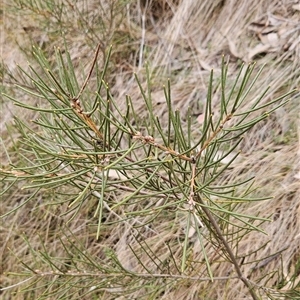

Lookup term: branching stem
[195,194,259,300]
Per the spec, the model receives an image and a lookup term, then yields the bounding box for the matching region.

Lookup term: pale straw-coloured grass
[1,0,299,299]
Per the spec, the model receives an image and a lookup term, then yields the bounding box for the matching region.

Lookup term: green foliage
[0,44,296,300]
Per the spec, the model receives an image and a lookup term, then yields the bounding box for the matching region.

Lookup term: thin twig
[195,194,260,300]
[195,113,233,160]
[74,43,102,101]
[30,270,239,281]
[132,132,194,162]
[0,276,35,291]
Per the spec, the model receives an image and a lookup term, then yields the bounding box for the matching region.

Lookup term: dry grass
[1,0,299,299]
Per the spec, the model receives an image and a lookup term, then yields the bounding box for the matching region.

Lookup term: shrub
[0,43,296,299]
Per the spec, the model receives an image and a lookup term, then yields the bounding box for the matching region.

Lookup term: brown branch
[132,132,194,162]
[74,43,102,101]
[195,194,259,300]
[70,103,104,140]
[61,44,105,142]
[32,269,239,281]
[195,113,233,160]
